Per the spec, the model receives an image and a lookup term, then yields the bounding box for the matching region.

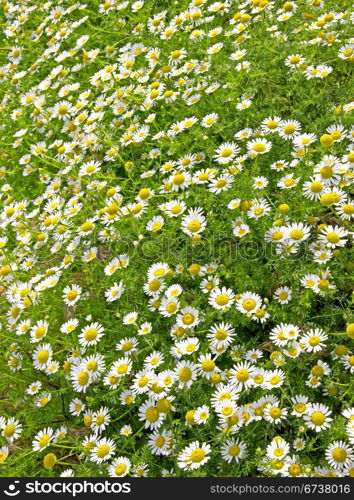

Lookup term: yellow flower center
[166,302,177,313]
[289,464,302,476]
[85,329,98,341]
[58,105,68,115]
[215,329,228,340]
[229,445,240,456]
[320,193,340,206]
[311,411,325,426]
[202,360,215,372]
[289,229,304,240]
[155,436,166,447]
[310,181,323,193]
[332,447,347,462]
[173,174,185,185]
[216,179,227,188]
[188,221,201,232]
[221,406,234,416]
[320,166,333,178]
[4,424,16,438]
[312,365,324,377]
[145,407,159,422]
[115,464,127,476]
[96,444,110,458]
[326,232,339,244]
[343,204,354,215]
[81,222,94,232]
[221,148,233,158]
[284,124,295,134]
[117,364,128,375]
[216,294,229,306]
[171,205,182,214]
[190,448,205,463]
[171,50,181,59]
[267,120,278,129]
[35,326,46,339]
[77,371,89,386]
[236,369,249,382]
[271,231,283,240]
[138,376,150,387]
[242,298,256,311]
[37,350,49,364]
[157,399,171,413]
[253,143,266,152]
[309,336,320,346]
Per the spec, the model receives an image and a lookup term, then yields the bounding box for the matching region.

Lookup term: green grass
[0,0,353,478]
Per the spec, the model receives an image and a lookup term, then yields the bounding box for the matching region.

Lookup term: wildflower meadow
[0,0,353,479]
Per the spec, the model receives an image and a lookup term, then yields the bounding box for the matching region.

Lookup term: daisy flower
[247,138,272,156]
[236,292,262,315]
[214,142,239,164]
[60,319,79,334]
[104,281,125,301]
[201,113,219,127]
[32,427,54,451]
[300,328,328,353]
[291,395,310,417]
[71,367,92,393]
[285,223,311,243]
[26,381,42,396]
[263,404,288,424]
[181,207,206,236]
[207,322,236,349]
[194,405,210,425]
[138,400,164,430]
[267,437,290,460]
[274,286,292,304]
[90,437,116,464]
[319,225,349,248]
[304,403,332,432]
[92,407,111,433]
[175,361,198,389]
[278,120,301,139]
[230,361,255,390]
[208,174,234,194]
[79,322,104,347]
[146,215,165,232]
[30,320,49,343]
[221,439,247,463]
[62,284,82,306]
[1,418,22,442]
[325,441,354,470]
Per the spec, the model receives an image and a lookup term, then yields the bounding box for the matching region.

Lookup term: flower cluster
[0,0,353,478]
